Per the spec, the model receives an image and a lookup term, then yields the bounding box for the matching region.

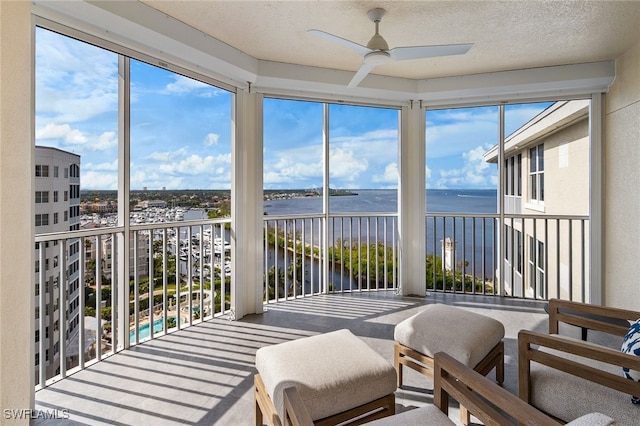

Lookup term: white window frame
[529,144,544,204]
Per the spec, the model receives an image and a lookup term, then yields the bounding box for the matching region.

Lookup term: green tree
[167,317,176,329]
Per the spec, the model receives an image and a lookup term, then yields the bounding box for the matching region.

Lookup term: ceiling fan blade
[308,29,372,57]
[347,62,376,88]
[389,43,473,61]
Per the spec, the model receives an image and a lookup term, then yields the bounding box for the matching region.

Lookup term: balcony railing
[34,211,589,390]
[34,218,232,390]
[424,213,590,301]
[263,214,399,303]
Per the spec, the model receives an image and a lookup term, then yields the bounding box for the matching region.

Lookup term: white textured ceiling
[141,0,640,81]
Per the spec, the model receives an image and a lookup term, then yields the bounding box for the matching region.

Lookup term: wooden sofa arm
[433,352,562,426]
[283,352,562,426]
[518,329,640,404]
[547,298,638,337]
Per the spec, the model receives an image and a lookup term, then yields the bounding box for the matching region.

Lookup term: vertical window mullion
[118,54,131,349]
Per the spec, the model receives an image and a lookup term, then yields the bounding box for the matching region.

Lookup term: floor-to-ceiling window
[503,100,590,300]
[34,24,234,388]
[35,27,119,385]
[425,100,591,300]
[425,106,499,294]
[262,99,399,300]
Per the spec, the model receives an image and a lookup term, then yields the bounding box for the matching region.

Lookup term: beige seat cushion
[364,405,453,425]
[530,335,638,425]
[367,408,621,426]
[394,304,505,367]
[255,329,397,422]
[565,413,624,426]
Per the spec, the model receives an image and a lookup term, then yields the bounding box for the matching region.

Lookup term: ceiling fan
[308,8,473,88]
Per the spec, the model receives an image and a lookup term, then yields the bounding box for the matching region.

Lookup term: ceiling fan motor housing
[364,50,391,65]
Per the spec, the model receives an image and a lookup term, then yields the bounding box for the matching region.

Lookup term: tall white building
[34,146,81,383]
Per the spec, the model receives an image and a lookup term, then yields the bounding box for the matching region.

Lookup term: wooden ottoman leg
[394,342,403,387]
[255,374,281,426]
[495,341,504,384]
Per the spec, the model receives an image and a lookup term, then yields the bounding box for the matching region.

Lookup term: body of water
[263,189,496,215]
[263,189,498,282]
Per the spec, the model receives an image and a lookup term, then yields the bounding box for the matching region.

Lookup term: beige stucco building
[485,100,591,300]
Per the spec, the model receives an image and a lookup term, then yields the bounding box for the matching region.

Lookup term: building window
[509,156,515,196]
[35,191,49,203]
[64,211,68,221]
[35,330,40,343]
[35,260,40,273]
[35,164,49,177]
[529,237,546,298]
[53,191,58,202]
[529,144,544,202]
[54,166,59,177]
[35,213,49,227]
[517,154,522,196]
[504,154,522,197]
[64,167,68,178]
[505,225,512,265]
[53,212,59,224]
[515,229,522,273]
[64,191,68,201]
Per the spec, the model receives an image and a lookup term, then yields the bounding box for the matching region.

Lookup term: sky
[35,27,551,191]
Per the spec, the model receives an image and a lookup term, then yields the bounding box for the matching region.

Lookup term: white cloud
[81,170,118,190]
[94,131,117,150]
[36,123,72,139]
[83,160,118,172]
[36,28,119,123]
[434,144,496,189]
[158,153,231,176]
[164,75,219,97]
[146,147,189,162]
[372,162,398,184]
[204,133,220,146]
[36,123,117,151]
[426,108,499,159]
[270,156,322,181]
[329,147,368,183]
[36,123,87,145]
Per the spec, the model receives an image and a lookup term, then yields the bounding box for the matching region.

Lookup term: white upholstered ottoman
[394,304,505,425]
[255,329,397,426]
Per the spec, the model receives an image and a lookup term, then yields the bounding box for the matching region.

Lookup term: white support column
[231,89,264,319]
[0,1,35,417]
[398,104,426,296]
[116,55,130,349]
[589,93,604,305]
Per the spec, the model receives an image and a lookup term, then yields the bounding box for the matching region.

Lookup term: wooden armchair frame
[518,299,640,418]
[284,352,562,426]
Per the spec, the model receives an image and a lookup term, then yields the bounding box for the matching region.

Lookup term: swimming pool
[129,316,186,343]
[130,317,166,343]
